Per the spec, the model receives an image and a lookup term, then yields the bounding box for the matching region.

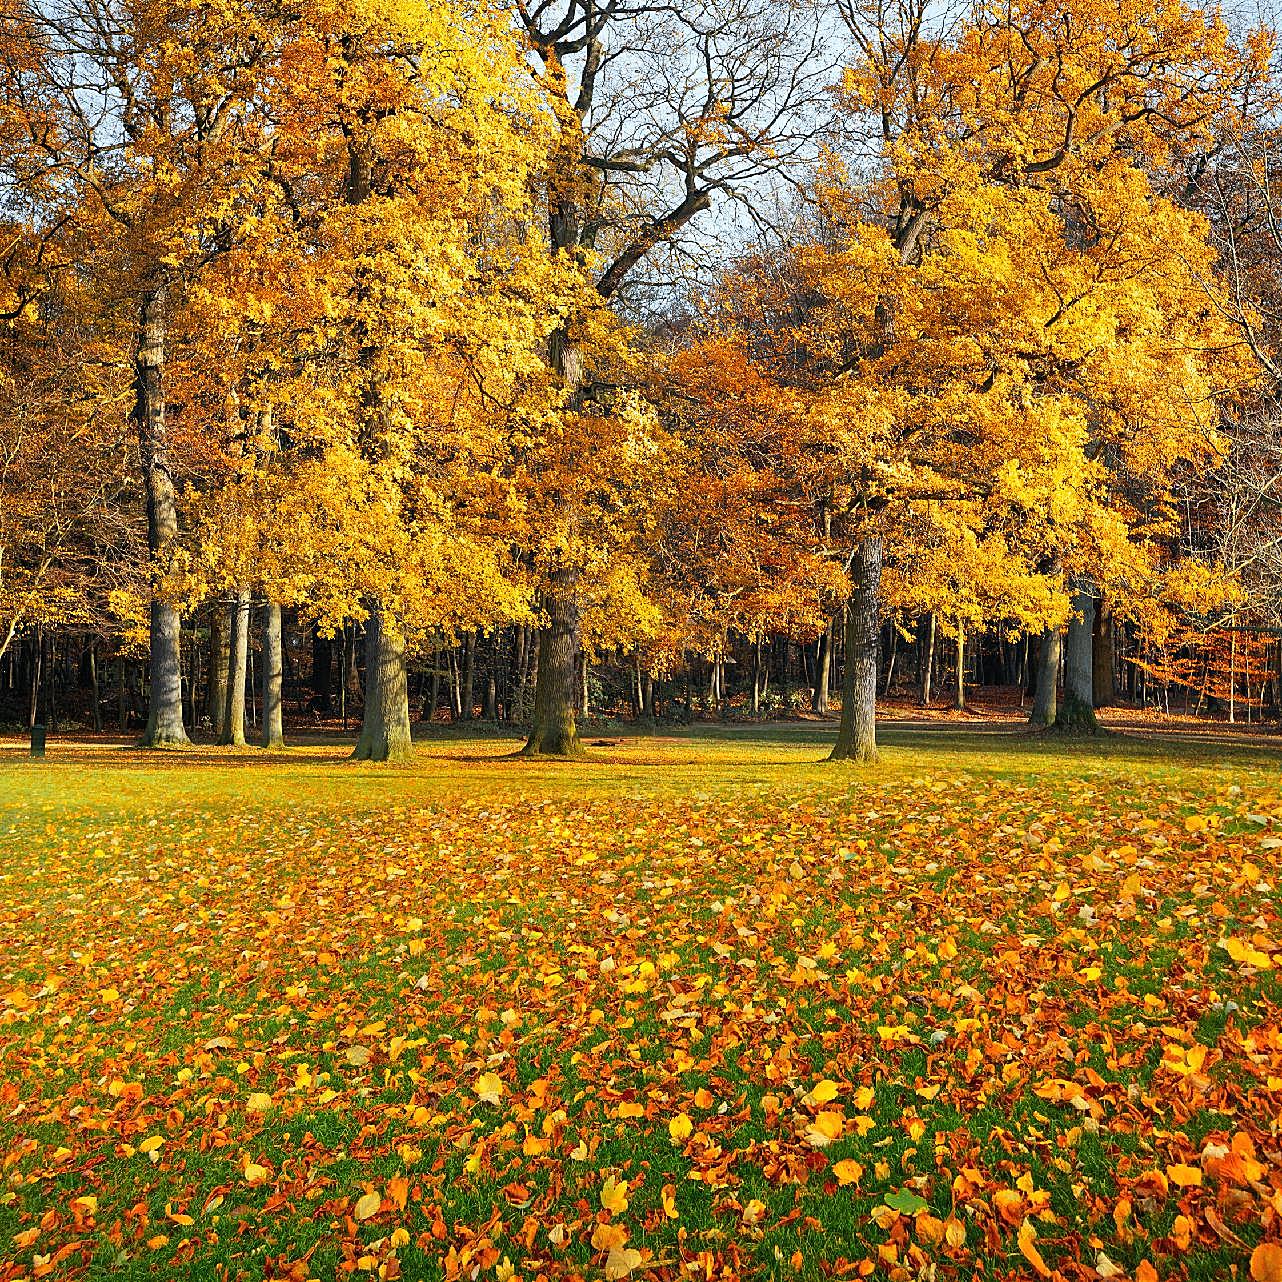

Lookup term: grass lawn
[1,725,1280,1281]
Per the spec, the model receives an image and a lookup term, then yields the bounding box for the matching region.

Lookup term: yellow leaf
[138,1136,164,1154]
[353,1191,381,1221]
[1223,937,1273,969]
[474,1071,504,1104]
[592,1222,627,1250]
[1252,1245,1282,1282]
[1166,1163,1202,1187]
[601,1175,629,1215]
[832,1158,864,1186]
[605,1245,643,1279]
[246,1093,273,1113]
[668,1113,693,1141]
[1017,1221,1052,1278]
[99,987,120,1004]
[661,1183,678,1219]
[805,1078,839,1106]
[805,1110,845,1147]
[243,1160,268,1185]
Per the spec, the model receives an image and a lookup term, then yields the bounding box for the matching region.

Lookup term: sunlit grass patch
[0,727,1280,1280]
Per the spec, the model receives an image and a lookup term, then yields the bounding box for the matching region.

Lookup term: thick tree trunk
[137,284,188,747]
[1030,628,1062,726]
[523,568,583,757]
[1057,583,1100,732]
[261,602,285,749]
[352,604,413,762]
[220,588,250,747]
[206,603,230,737]
[830,536,882,763]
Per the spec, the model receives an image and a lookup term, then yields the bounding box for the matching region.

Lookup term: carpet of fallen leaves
[1,729,1282,1282]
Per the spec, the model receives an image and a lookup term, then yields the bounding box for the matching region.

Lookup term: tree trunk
[426,647,441,723]
[523,568,583,756]
[311,630,333,715]
[206,603,230,737]
[1030,628,1062,727]
[954,625,965,711]
[830,536,882,763]
[345,623,363,707]
[920,613,936,706]
[813,622,832,713]
[27,625,41,730]
[1057,583,1100,732]
[261,602,285,749]
[461,632,475,720]
[220,588,250,747]
[883,623,899,697]
[89,642,102,732]
[1092,597,1115,708]
[137,283,189,747]
[352,604,413,762]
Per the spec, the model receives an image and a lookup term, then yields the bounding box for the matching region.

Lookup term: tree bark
[261,602,285,749]
[461,632,475,720]
[830,536,882,763]
[220,588,250,746]
[1092,596,1115,707]
[345,622,363,706]
[137,283,189,747]
[954,625,966,711]
[89,643,102,732]
[352,604,413,762]
[523,567,583,756]
[1030,628,1062,726]
[812,622,832,713]
[920,613,936,706]
[1057,583,1100,732]
[206,603,230,737]
[311,629,333,714]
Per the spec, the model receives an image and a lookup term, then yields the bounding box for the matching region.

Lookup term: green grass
[0,723,1279,1281]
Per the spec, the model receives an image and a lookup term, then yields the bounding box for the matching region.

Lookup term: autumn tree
[8,0,285,746]
[513,0,834,755]
[769,0,1265,760]
[179,0,577,762]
